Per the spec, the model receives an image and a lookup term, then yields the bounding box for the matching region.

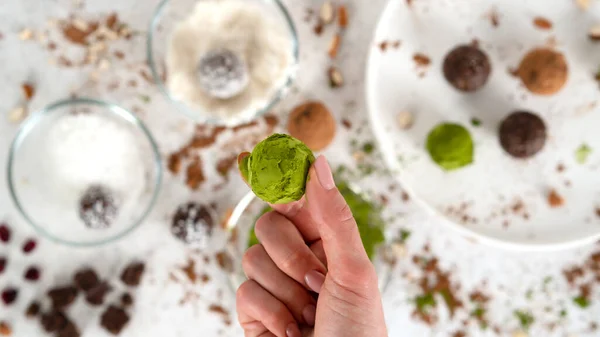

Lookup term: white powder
[166,0,294,123]
[46,113,146,196]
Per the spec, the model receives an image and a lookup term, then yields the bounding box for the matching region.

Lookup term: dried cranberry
[22,239,37,253]
[1,288,18,305]
[0,257,6,273]
[24,266,41,281]
[0,224,10,243]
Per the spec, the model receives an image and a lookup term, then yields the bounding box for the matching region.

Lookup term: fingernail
[305,270,326,293]
[303,304,316,326]
[286,323,301,337]
[314,155,335,190]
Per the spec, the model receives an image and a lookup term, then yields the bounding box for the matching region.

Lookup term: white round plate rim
[365,0,600,252]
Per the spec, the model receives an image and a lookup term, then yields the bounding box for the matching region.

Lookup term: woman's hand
[236,155,387,337]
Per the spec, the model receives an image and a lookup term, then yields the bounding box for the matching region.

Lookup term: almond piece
[319,1,335,25]
[328,34,341,59]
[8,106,26,123]
[589,24,600,41]
[18,29,33,41]
[22,83,35,101]
[338,5,349,28]
[328,67,344,88]
[396,111,413,129]
[548,189,564,208]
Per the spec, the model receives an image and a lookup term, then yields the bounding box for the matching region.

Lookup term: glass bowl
[225,185,396,294]
[147,0,299,126]
[7,98,162,246]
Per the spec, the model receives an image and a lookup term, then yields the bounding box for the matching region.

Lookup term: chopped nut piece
[353,151,366,163]
[328,34,341,59]
[589,24,600,41]
[338,5,349,28]
[396,111,414,129]
[22,83,35,101]
[98,59,111,70]
[0,321,11,336]
[8,106,26,123]
[548,189,564,208]
[18,29,33,41]
[319,1,335,25]
[328,67,344,88]
[72,18,89,32]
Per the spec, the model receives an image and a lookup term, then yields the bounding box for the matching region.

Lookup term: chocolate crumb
[120,293,133,307]
[100,305,130,335]
[26,301,41,318]
[341,118,352,129]
[47,286,78,310]
[57,321,80,337]
[548,189,564,208]
[533,17,553,30]
[22,83,35,101]
[74,268,100,292]
[379,41,388,52]
[120,262,145,287]
[215,251,233,273]
[186,157,205,190]
[41,310,68,333]
[216,155,237,177]
[85,282,112,306]
[413,53,431,67]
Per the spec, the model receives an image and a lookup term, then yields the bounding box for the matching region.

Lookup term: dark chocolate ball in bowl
[498,111,547,158]
[443,45,491,92]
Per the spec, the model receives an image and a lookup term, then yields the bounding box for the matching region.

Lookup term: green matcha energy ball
[426,122,474,171]
[240,134,315,204]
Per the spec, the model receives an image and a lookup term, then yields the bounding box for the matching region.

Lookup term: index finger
[238,152,320,242]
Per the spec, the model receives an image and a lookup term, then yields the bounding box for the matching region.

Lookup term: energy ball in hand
[239,134,315,204]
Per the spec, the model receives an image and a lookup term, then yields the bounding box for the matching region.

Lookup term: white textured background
[0,0,599,336]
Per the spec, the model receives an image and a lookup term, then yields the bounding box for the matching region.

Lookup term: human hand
[236,154,387,337]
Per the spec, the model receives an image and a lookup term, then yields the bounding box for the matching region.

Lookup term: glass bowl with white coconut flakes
[147,0,298,126]
[7,99,162,246]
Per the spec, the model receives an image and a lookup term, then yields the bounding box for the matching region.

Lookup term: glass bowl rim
[6,97,163,247]
[146,0,300,126]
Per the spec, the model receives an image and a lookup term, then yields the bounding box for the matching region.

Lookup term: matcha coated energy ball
[426,122,474,171]
[240,134,315,204]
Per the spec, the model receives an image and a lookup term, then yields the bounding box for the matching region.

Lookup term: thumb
[305,156,374,290]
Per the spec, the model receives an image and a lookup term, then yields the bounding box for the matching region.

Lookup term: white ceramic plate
[366,0,600,250]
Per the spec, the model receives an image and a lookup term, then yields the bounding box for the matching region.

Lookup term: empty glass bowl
[147,0,298,126]
[225,185,395,293]
[7,98,162,246]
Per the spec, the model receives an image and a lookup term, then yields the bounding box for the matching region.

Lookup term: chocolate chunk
[120,293,133,307]
[47,286,78,309]
[171,203,214,247]
[499,111,547,158]
[85,282,112,306]
[120,262,145,287]
[25,301,41,318]
[79,185,118,229]
[74,268,100,292]
[443,45,491,92]
[57,321,80,337]
[41,311,68,333]
[100,305,130,335]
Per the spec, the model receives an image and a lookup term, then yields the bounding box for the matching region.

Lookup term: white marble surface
[0,0,599,336]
